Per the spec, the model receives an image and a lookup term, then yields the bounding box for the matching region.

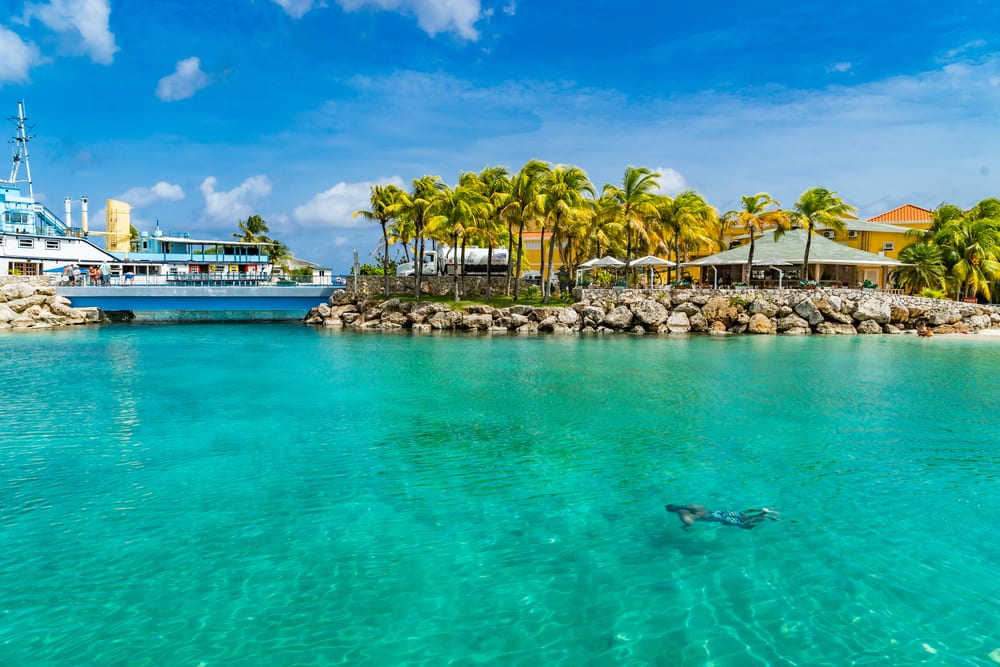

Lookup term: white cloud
[156,57,210,102]
[23,0,118,64]
[502,0,516,16]
[293,176,405,227]
[117,181,185,208]
[272,0,318,19]
[826,62,852,74]
[200,175,272,223]
[0,26,42,83]
[652,167,689,197]
[337,0,482,40]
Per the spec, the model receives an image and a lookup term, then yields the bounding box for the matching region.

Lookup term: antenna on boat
[7,100,35,198]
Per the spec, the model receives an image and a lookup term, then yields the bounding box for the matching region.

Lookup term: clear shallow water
[2,325,999,666]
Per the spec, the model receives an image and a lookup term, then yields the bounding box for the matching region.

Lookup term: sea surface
[2,324,999,666]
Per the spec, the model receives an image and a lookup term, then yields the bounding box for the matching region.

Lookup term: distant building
[518,231,564,274]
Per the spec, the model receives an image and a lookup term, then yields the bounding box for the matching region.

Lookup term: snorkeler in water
[665,504,779,530]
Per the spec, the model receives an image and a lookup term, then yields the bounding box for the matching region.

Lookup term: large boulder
[632,299,669,326]
[557,307,580,326]
[856,319,884,334]
[926,308,962,325]
[666,311,691,333]
[776,313,811,332]
[747,313,776,334]
[603,306,633,329]
[793,298,824,326]
[701,296,739,326]
[462,313,493,330]
[751,299,779,317]
[816,321,858,335]
[852,295,892,324]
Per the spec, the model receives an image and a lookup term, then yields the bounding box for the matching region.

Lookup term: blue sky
[2,0,999,271]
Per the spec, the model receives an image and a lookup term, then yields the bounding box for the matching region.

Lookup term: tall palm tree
[892,242,946,294]
[234,214,269,243]
[779,187,857,280]
[502,159,549,300]
[434,182,487,301]
[601,166,661,278]
[724,193,787,283]
[461,167,511,300]
[398,176,446,299]
[654,191,717,283]
[354,183,404,295]
[539,165,595,302]
[935,214,1000,300]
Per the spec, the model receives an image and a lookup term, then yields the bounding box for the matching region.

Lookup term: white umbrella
[577,256,625,284]
[630,255,675,285]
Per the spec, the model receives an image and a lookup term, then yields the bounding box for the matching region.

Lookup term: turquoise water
[2,325,999,666]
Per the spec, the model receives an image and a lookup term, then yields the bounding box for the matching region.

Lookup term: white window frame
[883,242,895,252]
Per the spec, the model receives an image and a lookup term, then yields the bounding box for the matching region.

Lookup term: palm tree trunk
[415,225,424,300]
[544,228,557,303]
[802,227,813,281]
[513,222,525,302]
[745,234,756,284]
[381,222,390,295]
[485,246,493,300]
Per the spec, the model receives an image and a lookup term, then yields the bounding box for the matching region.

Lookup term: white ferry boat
[1,102,344,320]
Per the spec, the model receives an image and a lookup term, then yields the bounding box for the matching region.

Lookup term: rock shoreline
[0,277,102,329]
[305,287,1000,336]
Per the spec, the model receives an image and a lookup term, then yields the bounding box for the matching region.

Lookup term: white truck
[396,246,509,277]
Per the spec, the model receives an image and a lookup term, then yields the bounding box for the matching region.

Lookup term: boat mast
[7,101,34,199]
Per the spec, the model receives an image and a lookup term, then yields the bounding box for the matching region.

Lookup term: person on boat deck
[665,504,779,530]
[61,265,74,285]
[100,262,111,285]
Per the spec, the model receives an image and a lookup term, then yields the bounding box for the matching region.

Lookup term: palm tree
[654,191,717,283]
[354,184,404,295]
[601,166,661,279]
[398,176,447,299]
[461,167,511,300]
[891,243,946,294]
[779,187,857,280]
[724,193,787,283]
[234,214,269,243]
[935,213,1000,301]
[502,159,549,300]
[434,182,487,301]
[539,165,595,302]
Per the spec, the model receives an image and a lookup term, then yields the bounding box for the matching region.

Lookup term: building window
[18,238,34,249]
[883,242,895,252]
[9,262,40,276]
[45,239,60,250]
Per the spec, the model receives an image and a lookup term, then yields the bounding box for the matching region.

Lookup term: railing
[56,273,351,288]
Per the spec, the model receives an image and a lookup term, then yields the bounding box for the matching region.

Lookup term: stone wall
[349,275,546,299]
[0,277,102,329]
[304,286,1000,335]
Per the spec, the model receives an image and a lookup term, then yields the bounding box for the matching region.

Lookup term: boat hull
[58,285,339,322]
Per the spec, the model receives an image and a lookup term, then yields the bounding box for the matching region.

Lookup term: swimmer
[665,504,779,530]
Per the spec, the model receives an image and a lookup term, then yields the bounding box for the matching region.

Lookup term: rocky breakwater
[0,277,102,329]
[304,287,1000,335]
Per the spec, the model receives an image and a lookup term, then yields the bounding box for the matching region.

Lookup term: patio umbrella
[577,256,625,283]
[630,254,675,285]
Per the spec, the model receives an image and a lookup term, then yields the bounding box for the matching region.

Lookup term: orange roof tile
[868,204,933,223]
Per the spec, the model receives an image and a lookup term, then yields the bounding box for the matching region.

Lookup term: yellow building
[819,204,933,260]
[519,231,564,273]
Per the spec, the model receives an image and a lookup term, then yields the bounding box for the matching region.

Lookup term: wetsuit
[702,510,754,529]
